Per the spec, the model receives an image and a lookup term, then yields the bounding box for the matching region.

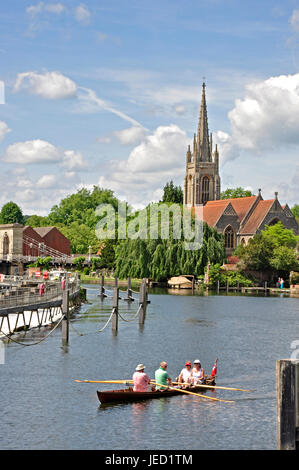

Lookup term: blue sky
[0,0,299,214]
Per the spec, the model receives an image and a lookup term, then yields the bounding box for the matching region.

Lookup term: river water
[0,284,298,450]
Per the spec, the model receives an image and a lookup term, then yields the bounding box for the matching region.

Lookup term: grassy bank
[78,273,143,287]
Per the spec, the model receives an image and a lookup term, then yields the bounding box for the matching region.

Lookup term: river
[0,284,298,450]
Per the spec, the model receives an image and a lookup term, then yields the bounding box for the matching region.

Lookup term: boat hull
[97,379,215,404]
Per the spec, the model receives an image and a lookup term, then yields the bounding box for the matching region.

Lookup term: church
[184,82,299,255]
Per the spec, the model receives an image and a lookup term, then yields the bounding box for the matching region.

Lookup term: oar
[171,381,254,393]
[74,379,133,384]
[154,382,234,403]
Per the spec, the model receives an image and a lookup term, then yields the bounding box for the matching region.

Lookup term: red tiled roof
[240,200,274,234]
[203,196,258,227]
[203,201,229,226]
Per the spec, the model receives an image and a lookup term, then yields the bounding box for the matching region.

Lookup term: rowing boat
[97,377,216,404]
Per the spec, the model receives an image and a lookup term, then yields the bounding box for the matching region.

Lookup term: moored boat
[97,377,215,404]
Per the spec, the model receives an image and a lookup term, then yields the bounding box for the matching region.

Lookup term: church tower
[184,81,221,205]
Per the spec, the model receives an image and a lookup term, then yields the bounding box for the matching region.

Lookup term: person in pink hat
[132,364,151,392]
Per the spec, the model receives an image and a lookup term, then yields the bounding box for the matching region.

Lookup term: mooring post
[62,273,70,346]
[139,280,147,325]
[217,280,220,294]
[112,278,119,333]
[126,276,133,301]
[276,359,299,450]
[99,275,106,299]
[226,279,229,295]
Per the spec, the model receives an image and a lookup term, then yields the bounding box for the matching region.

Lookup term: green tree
[291,204,299,224]
[59,222,100,254]
[48,186,119,228]
[262,221,298,248]
[269,246,299,272]
[0,201,24,224]
[221,187,253,199]
[162,181,183,204]
[25,214,50,227]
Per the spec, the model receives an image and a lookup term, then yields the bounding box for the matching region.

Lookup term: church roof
[204,195,258,226]
[240,199,275,234]
[203,200,230,226]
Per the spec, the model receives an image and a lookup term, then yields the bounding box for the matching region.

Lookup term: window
[202,176,210,204]
[224,226,235,249]
[3,233,9,255]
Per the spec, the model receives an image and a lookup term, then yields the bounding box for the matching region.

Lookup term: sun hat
[185,361,191,366]
[136,364,146,371]
[193,359,201,364]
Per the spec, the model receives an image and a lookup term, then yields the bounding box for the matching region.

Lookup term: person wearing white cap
[191,359,205,385]
[132,364,151,392]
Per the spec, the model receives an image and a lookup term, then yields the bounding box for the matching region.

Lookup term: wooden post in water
[99,275,106,299]
[61,273,69,346]
[125,276,133,301]
[217,280,220,294]
[112,278,119,333]
[276,359,299,450]
[139,280,147,326]
[226,279,229,295]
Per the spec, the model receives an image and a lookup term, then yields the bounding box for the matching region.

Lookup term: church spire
[197,80,211,162]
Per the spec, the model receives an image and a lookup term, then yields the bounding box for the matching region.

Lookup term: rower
[191,359,205,385]
[132,364,151,392]
[155,361,171,390]
[177,361,192,387]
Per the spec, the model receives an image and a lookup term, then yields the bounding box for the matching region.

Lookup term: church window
[224,226,235,249]
[202,176,210,204]
[268,218,281,227]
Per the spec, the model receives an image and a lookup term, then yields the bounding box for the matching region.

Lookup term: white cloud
[45,3,65,14]
[113,126,146,145]
[36,174,57,188]
[61,149,86,170]
[2,139,87,170]
[214,73,299,165]
[74,4,91,24]
[26,2,44,16]
[228,74,299,150]
[98,124,188,206]
[290,9,299,32]
[0,121,11,142]
[14,71,77,99]
[3,140,60,164]
[26,2,65,16]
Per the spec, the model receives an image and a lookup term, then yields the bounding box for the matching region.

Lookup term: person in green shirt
[155,361,172,390]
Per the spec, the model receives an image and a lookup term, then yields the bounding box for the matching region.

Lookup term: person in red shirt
[132,364,151,392]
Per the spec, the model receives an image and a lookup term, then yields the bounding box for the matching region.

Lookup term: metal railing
[0,280,80,309]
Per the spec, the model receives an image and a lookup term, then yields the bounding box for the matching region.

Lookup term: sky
[0,0,299,215]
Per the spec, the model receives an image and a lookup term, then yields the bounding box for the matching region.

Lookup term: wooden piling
[276,359,299,450]
[62,275,70,346]
[112,281,119,333]
[139,280,147,325]
[99,275,106,299]
[125,276,133,301]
